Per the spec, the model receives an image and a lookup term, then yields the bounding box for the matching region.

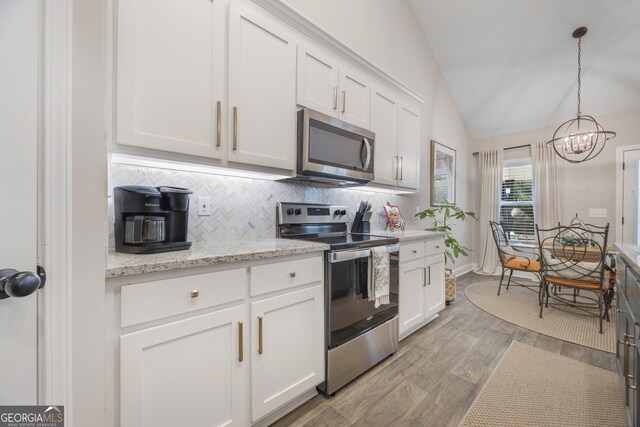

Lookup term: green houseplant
[415,205,477,264]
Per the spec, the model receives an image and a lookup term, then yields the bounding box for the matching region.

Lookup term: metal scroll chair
[536,223,611,333]
[489,221,542,297]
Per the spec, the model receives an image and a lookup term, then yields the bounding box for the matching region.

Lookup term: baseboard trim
[252,388,318,427]
[452,263,473,277]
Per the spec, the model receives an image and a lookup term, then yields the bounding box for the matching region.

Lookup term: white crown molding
[251,0,426,105]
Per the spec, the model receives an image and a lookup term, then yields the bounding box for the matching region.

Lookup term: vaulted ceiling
[408,0,640,140]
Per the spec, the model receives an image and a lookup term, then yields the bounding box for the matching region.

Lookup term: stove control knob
[340,210,346,216]
[295,208,302,215]
[286,208,294,215]
[334,209,341,216]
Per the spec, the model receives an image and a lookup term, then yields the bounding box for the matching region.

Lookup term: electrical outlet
[197,197,211,216]
[588,208,607,218]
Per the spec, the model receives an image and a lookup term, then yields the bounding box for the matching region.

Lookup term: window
[500,160,535,241]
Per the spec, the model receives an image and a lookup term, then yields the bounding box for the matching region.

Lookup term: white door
[228,2,296,171]
[338,65,370,128]
[296,42,340,116]
[398,259,425,338]
[120,306,248,427]
[622,149,640,243]
[423,254,445,319]
[250,285,324,422]
[0,0,40,404]
[116,0,226,158]
[397,101,421,190]
[371,85,399,186]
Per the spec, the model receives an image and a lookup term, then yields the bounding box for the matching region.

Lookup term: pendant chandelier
[546,27,616,164]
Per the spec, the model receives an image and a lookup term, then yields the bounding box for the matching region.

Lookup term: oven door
[326,245,398,349]
[299,108,375,182]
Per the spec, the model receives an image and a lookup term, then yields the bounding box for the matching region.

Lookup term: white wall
[283,0,476,272]
[470,107,640,261]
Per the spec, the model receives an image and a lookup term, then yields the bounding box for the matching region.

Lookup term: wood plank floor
[270,272,618,427]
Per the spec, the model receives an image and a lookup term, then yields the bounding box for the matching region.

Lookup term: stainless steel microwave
[295,108,375,186]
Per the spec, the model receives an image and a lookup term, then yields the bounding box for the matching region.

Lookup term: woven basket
[445,269,456,302]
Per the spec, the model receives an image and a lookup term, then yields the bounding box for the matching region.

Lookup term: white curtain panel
[476,149,504,274]
[531,142,563,234]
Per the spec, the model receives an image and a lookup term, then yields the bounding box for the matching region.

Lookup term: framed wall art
[430,140,456,206]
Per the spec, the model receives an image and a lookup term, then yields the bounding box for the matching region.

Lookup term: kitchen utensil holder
[351,211,372,233]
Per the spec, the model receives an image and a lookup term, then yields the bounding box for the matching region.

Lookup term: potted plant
[415,205,476,303]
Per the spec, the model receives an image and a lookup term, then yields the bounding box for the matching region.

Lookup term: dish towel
[370,246,390,308]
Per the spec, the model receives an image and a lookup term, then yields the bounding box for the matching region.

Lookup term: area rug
[461,341,625,427]
[465,281,615,353]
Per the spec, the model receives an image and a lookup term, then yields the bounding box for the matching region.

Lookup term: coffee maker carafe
[114,185,193,254]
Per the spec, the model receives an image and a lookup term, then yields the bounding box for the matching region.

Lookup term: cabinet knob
[411,250,417,254]
[289,272,296,278]
[191,290,200,298]
[435,246,440,249]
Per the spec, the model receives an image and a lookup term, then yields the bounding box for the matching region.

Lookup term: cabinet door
[399,258,426,338]
[338,65,370,128]
[120,305,247,427]
[228,2,296,171]
[424,254,446,319]
[250,285,324,422]
[371,85,399,186]
[397,101,421,189]
[296,42,340,117]
[116,0,225,158]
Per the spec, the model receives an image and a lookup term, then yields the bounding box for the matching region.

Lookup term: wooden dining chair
[489,221,542,297]
[535,223,611,333]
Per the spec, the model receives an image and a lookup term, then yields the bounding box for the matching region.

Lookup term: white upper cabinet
[296,42,340,117]
[116,0,225,158]
[228,2,297,170]
[371,86,420,190]
[397,101,420,189]
[296,43,371,128]
[371,85,399,186]
[339,65,371,128]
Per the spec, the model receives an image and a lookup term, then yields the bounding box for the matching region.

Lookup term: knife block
[351,211,372,233]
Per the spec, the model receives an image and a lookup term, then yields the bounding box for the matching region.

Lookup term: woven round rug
[465,281,615,353]
[461,341,625,426]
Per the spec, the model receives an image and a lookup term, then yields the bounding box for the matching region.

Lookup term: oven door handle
[328,244,399,263]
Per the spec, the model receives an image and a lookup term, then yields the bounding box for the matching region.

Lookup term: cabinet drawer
[400,241,425,262]
[250,256,323,297]
[425,238,445,256]
[121,268,247,327]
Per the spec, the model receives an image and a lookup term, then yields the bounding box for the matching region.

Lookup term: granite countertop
[373,229,446,242]
[614,242,640,274]
[106,239,329,278]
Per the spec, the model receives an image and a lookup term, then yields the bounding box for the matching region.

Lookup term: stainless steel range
[277,202,399,395]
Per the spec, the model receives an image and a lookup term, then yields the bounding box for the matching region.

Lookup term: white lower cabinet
[120,305,248,427]
[398,238,446,340]
[113,254,325,427]
[250,284,324,422]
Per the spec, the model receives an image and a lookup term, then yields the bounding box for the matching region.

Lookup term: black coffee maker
[114,185,193,254]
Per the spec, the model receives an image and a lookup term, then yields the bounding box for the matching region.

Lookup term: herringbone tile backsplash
[108,163,403,247]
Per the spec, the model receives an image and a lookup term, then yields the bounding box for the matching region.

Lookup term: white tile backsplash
[108,163,401,247]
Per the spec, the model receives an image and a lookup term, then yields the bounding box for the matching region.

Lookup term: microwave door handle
[362,137,372,171]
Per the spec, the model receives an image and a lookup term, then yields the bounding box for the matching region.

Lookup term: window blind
[500,162,535,241]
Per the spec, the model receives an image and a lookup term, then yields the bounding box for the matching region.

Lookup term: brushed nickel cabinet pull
[258,315,263,355]
[399,157,404,180]
[341,90,346,113]
[232,106,238,151]
[190,290,199,298]
[412,250,417,254]
[333,86,338,110]
[238,321,244,362]
[216,101,221,147]
[427,266,431,285]
[423,267,427,287]
[289,272,296,278]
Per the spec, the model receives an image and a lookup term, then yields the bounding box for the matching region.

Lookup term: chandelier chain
[577,36,582,117]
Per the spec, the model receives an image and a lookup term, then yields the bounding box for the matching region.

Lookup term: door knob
[0,268,42,299]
